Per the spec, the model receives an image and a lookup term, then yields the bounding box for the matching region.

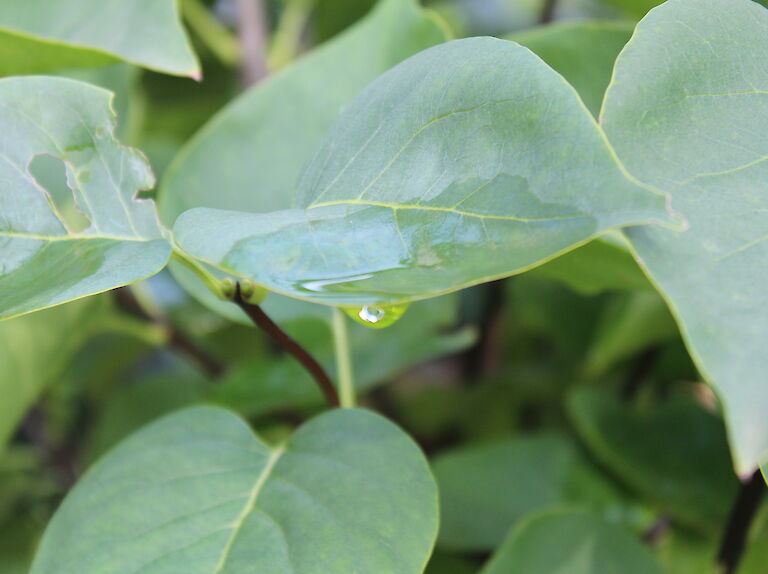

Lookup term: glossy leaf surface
[601,0,768,474]
[0,77,170,320]
[0,0,198,77]
[161,0,446,322]
[31,407,438,574]
[174,37,676,307]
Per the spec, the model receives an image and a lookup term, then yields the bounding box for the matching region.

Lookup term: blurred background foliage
[1,0,766,572]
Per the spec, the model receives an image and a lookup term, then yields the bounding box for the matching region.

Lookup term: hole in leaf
[29,154,90,233]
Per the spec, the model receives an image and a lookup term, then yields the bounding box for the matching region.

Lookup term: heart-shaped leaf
[0,0,199,77]
[0,77,170,320]
[480,509,663,574]
[600,0,768,474]
[174,37,677,308]
[31,406,438,574]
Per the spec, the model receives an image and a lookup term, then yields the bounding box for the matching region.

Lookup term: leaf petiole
[333,308,356,408]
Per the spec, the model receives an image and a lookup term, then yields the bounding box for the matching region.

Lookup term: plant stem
[234,283,340,407]
[170,246,229,300]
[332,308,355,408]
[182,0,241,66]
[539,0,557,24]
[235,0,269,86]
[717,469,766,574]
[268,0,315,70]
[113,286,226,378]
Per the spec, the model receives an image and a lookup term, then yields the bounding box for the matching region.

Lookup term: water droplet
[300,273,373,293]
[343,303,410,329]
[359,305,385,324]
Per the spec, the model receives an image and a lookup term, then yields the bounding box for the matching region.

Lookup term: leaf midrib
[212,445,287,573]
[309,198,593,223]
[0,230,156,242]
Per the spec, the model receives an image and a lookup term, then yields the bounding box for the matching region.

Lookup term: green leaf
[596,0,663,19]
[424,551,477,574]
[739,505,768,574]
[160,0,447,323]
[600,0,768,474]
[509,20,634,117]
[0,297,109,453]
[656,516,768,574]
[0,77,170,320]
[160,0,445,222]
[505,22,649,295]
[585,290,678,376]
[529,233,651,295]
[173,37,677,308]
[0,516,39,574]
[432,433,627,552]
[0,0,199,77]
[568,387,738,534]
[31,406,438,574]
[656,531,718,574]
[85,374,204,461]
[480,509,663,574]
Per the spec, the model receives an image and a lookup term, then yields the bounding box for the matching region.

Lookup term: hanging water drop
[342,303,410,329]
[359,305,385,324]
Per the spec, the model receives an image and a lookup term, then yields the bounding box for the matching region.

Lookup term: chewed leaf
[174,37,678,307]
[0,77,170,320]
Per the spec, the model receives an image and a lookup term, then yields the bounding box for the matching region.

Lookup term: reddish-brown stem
[233,284,340,407]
